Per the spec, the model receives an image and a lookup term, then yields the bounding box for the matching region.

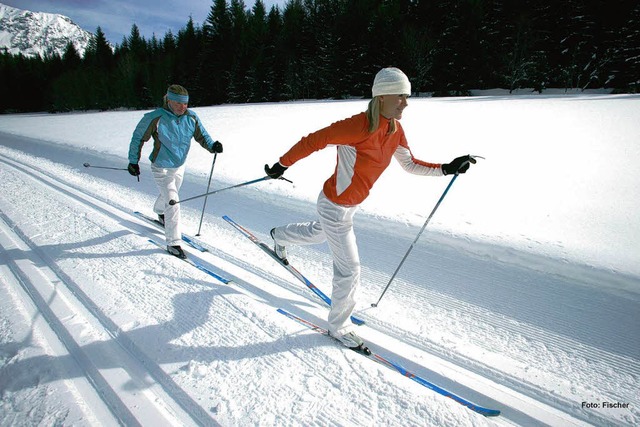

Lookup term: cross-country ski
[147,238,232,284]
[223,215,366,326]
[135,210,208,252]
[277,308,501,417]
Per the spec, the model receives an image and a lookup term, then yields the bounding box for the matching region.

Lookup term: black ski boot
[167,245,186,259]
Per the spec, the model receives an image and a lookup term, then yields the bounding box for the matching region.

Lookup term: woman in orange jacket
[265,67,474,350]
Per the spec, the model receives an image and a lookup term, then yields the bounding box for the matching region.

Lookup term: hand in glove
[210,141,223,153]
[442,155,476,175]
[127,163,140,176]
[264,162,288,179]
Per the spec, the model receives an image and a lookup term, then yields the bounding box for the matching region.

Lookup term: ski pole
[371,174,458,307]
[83,162,139,182]
[83,162,128,171]
[371,155,482,308]
[168,175,292,206]
[195,153,218,236]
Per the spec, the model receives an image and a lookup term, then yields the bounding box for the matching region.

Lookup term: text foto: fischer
[582,401,630,409]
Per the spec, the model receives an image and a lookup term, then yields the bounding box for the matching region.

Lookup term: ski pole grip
[456,154,485,174]
[169,199,177,206]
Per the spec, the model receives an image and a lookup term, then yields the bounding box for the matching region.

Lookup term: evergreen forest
[1,0,638,113]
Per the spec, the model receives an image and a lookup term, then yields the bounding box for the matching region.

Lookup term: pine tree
[264,5,285,101]
[554,0,597,90]
[200,0,233,104]
[430,0,485,95]
[334,0,379,97]
[611,0,640,91]
[245,0,270,102]
[227,0,251,103]
[85,27,113,69]
[174,17,203,103]
[280,0,310,100]
[62,42,82,68]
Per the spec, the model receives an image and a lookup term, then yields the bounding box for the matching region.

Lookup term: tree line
[1,0,638,113]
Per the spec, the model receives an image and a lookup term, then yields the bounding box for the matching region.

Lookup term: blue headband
[167,91,189,103]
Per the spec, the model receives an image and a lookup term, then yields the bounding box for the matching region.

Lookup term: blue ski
[134,211,207,252]
[277,308,500,418]
[222,215,365,326]
[147,239,231,284]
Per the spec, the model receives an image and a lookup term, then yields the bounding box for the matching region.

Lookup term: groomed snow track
[1,141,636,426]
[0,155,221,426]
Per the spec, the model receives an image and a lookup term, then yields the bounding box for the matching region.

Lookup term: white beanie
[372,67,411,97]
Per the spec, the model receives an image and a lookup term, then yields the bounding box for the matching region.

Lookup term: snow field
[0,94,638,426]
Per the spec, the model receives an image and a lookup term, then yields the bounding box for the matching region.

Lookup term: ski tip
[350,316,366,326]
[461,402,501,417]
[472,406,501,417]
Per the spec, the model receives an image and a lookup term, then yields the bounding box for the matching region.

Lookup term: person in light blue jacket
[127,84,223,259]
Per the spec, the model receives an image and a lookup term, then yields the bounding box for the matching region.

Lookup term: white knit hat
[372,67,411,97]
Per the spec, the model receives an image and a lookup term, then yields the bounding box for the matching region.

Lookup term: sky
[3,0,285,45]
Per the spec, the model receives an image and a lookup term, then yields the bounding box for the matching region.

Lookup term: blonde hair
[366,97,397,134]
[168,84,188,95]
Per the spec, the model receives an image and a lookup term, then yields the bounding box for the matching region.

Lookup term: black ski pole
[83,162,127,171]
[371,156,482,308]
[169,175,292,206]
[196,153,217,236]
[83,162,139,182]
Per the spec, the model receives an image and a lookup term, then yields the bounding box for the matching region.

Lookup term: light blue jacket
[128,107,215,168]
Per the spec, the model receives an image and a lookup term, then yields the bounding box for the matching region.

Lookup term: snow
[0,94,638,426]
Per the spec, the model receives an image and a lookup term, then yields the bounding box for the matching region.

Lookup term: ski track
[355,242,639,426]
[0,153,481,426]
[0,142,638,426]
[0,149,489,426]
[0,266,114,426]
[0,157,222,426]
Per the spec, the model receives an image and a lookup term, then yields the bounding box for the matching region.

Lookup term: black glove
[442,155,476,175]
[127,163,140,176]
[264,162,288,179]
[210,141,223,153]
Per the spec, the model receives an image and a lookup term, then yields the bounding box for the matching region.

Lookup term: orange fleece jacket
[280,113,442,206]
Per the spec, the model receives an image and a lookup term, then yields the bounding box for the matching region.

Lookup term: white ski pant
[274,191,360,337]
[151,163,185,246]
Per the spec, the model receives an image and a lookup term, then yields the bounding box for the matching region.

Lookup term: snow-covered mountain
[0,2,93,58]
